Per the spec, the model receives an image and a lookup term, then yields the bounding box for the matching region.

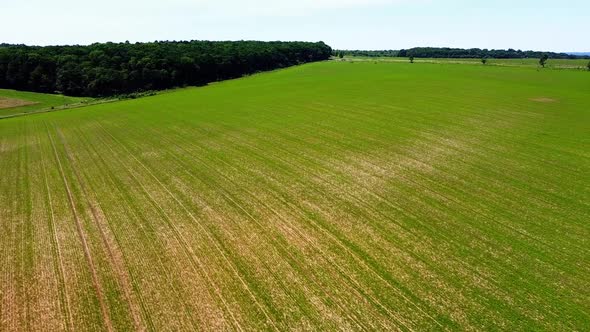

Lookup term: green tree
[539,54,549,68]
[29,64,53,92]
[409,56,414,63]
[481,57,488,65]
[338,52,344,59]
[56,61,84,95]
[587,61,590,71]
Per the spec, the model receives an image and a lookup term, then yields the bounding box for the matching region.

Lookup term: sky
[1,0,588,52]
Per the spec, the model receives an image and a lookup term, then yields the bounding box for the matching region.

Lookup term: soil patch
[0,97,38,109]
[530,97,557,103]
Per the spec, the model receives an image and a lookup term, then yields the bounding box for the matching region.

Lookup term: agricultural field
[0,61,589,331]
[342,56,590,69]
[0,89,86,118]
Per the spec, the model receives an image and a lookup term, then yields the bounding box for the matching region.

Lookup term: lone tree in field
[338,52,344,59]
[481,57,488,65]
[539,54,549,68]
[409,55,415,63]
[587,61,590,71]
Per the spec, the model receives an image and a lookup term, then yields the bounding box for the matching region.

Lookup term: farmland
[0,61,589,330]
[0,89,86,118]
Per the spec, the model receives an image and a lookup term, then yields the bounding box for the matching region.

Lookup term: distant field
[0,61,589,330]
[0,89,86,118]
[343,56,590,69]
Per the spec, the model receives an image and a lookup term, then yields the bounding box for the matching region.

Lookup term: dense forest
[338,47,588,59]
[0,40,332,97]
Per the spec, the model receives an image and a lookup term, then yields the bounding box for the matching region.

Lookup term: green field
[1,61,589,331]
[342,56,590,69]
[0,89,86,118]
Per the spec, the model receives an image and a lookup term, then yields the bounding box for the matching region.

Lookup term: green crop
[0,61,588,330]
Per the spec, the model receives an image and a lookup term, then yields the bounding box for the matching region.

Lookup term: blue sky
[1,0,588,51]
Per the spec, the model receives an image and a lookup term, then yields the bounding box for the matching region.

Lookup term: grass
[0,61,589,331]
[0,89,87,118]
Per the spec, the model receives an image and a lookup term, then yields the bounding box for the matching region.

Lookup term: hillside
[0,61,589,330]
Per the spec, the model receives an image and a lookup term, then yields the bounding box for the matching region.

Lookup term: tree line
[337,47,589,59]
[335,50,398,58]
[0,40,332,97]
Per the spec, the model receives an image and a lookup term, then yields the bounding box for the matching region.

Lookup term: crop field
[0,61,589,331]
[0,89,86,118]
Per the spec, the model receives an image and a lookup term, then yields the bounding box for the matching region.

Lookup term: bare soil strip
[530,97,557,103]
[0,98,38,110]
